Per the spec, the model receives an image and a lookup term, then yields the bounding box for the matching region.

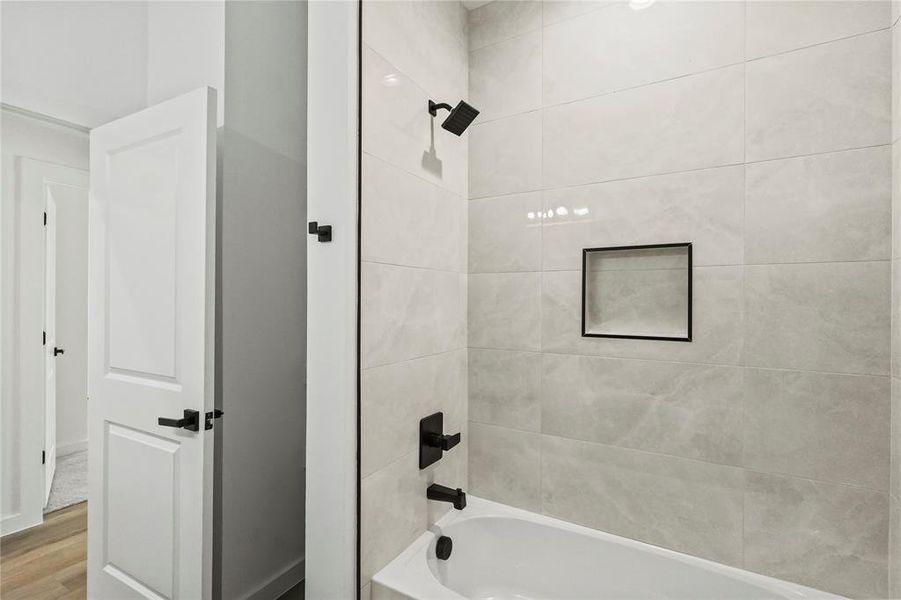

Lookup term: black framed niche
[581,242,692,342]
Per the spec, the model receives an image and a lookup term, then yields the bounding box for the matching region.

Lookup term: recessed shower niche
[581,243,692,341]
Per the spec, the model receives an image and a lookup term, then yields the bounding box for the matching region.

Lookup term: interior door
[87,87,217,600]
[44,193,57,506]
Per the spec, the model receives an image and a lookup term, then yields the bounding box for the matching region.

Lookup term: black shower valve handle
[424,431,461,452]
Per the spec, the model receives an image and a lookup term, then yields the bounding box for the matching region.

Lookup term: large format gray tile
[893,258,901,378]
[469,192,541,273]
[895,143,901,257]
[469,111,542,198]
[746,31,891,162]
[744,262,891,375]
[469,349,541,432]
[745,146,892,264]
[744,472,889,599]
[362,444,468,583]
[541,435,744,566]
[361,451,427,582]
[746,0,890,60]
[468,422,541,511]
[362,153,465,272]
[541,354,742,465]
[470,31,540,122]
[362,46,467,195]
[894,25,901,142]
[543,65,743,188]
[468,0,540,51]
[542,166,743,270]
[469,272,540,351]
[362,350,466,477]
[542,0,613,26]
[541,267,743,366]
[362,262,466,368]
[743,368,890,490]
[891,496,901,599]
[542,1,744,105]
[891,378,901,500]
[363,0,467,102]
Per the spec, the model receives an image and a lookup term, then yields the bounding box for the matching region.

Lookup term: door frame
[3,157,89,536]
[305,1,361,597]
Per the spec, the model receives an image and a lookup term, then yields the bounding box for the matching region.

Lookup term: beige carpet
[44,450,87,513]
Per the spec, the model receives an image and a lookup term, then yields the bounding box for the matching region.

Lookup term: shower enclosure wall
[360,1,901,598]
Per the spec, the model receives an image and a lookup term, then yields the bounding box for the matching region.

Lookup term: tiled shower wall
[891,4,901,597]
[466,2,894,597]
[359,0,469,595]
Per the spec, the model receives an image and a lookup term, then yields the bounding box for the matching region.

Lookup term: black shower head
[428,99,480,136]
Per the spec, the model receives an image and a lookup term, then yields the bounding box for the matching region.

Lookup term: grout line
[361,258,467,275]
[362,347,467,373]
[362,151,466,204]
[467,143,892,202]
[467,346,894,381]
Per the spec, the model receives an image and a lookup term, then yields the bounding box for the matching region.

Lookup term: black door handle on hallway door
[53,347,64,356]
[158,409,200,432]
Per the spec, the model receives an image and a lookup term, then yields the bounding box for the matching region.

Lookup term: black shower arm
[428,100,453,116]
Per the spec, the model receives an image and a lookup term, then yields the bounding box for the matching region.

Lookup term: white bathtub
[372,496,844,600]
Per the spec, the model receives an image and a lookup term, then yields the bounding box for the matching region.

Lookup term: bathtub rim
[370,495,845,600]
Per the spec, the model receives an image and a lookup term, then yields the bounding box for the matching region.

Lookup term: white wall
[147,1,225,126]
[0,1,225,129]
[1,109,89,533]
[0,1,149,127]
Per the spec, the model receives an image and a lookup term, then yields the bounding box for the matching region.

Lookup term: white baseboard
[243,556,304,600]
[56,440,87,458]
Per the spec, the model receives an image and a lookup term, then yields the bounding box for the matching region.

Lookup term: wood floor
[0,502,87,600]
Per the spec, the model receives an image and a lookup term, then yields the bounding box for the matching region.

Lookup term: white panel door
[44,193,57,505]
[87,88,216,600]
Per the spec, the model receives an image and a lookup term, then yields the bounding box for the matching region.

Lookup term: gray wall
[466,2,894,598]
[359,0,469,595]
[217,2,307,598]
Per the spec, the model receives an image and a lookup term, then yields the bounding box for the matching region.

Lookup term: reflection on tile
[469,112,542,198]
[362,263,466,368]
[468,422,541,511]
[746,31,891,162]
[468,0,540,51]
[744,472,889,598]
[470,31,541,121]
[541,435,744,566]
[745,146,892,264]
[469,192,541,273]
[543,1,743,105]
[363,154,465,272]
[542,166,743,270]
[469,272,540,351]
[541,268,743,365]
[542,354,742,465]
[743,368,890,490]
[543,65,743,187]
[746,0,890,59]
[362,46,466,195]
[744,262,891,375]
[469,349,541,432]
[363,0,467,102]
[362,350,466,477]
[542,0,613,26]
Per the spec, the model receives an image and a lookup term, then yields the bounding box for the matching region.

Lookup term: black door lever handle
[53,347,65,356]
[158,409,200,432]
